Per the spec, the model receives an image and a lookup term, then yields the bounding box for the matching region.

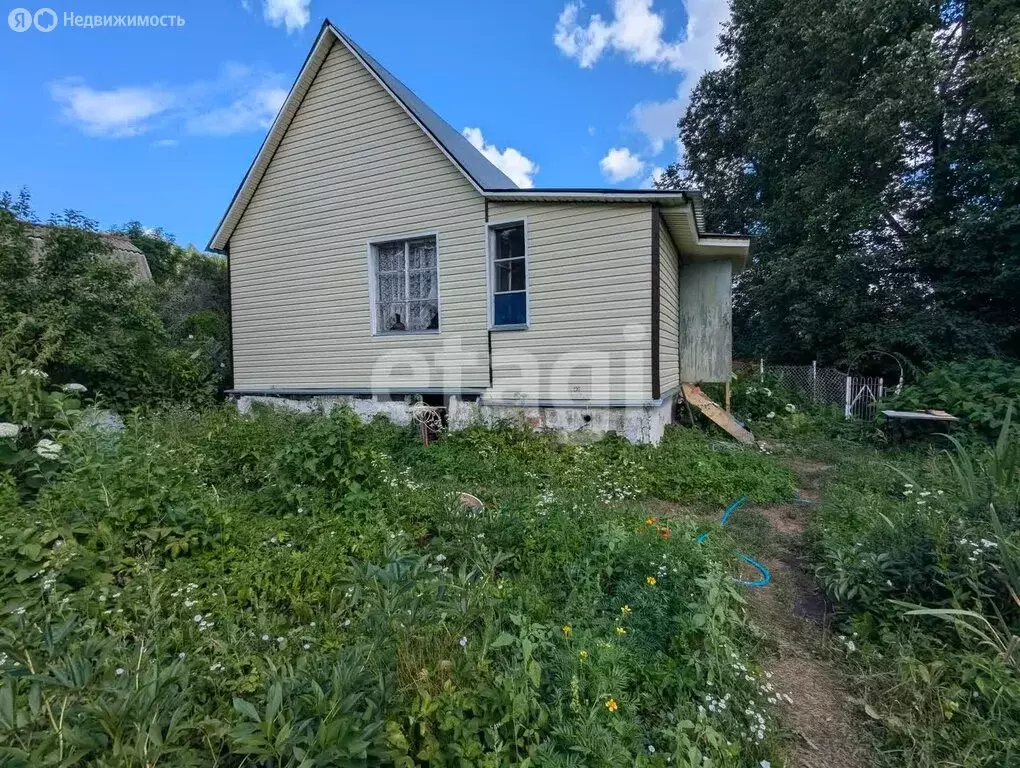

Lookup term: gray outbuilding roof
[28,226,152,281]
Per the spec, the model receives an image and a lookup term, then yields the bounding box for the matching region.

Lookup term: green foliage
[123,223,233,389]
[807,416,1020,764]
[0,362,81,491]
[883,358,1020,435]
[665,0,1020,366]
[709,372,851,444]
[0,191,225,409]
[0,406,793,766]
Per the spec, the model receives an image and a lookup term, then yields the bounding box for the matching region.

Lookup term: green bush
[0,192,226,410]
[807,417,1020,764]
[883,358,1020,436]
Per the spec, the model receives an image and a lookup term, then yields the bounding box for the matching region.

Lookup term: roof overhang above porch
[483,189,750,271]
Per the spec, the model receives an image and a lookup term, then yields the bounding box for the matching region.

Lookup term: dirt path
[733,458,874,768]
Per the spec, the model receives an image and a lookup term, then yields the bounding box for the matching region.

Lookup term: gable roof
[208,20,516,252]
[208,19,747,262]
[330,25,517,191]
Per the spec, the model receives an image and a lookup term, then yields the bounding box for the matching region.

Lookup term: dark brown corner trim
[224,242,236,386]
[650,206,661,400]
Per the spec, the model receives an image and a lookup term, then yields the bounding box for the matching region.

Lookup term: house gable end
[227,36,489,392]
[210,23,500,252]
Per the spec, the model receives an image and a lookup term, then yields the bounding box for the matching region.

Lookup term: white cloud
[555,0,730,158]
[555,0,725,70]
[643,166,665,188]
[50,81,173,137]
[186,86,287,135]
[463,127,539,188]
[152,138,179,148]
[599,147,645,182]
[262,0,311,32]
[630,91,685,153]
[51,65,287,140]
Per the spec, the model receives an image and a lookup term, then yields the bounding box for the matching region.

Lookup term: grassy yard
[800,433,1020,767]
[1,406,797,766]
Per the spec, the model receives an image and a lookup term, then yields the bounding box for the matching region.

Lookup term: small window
[490,221,527,327]
[372,235,439,333]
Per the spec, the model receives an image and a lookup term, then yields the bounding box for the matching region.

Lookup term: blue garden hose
[697,497,772,588]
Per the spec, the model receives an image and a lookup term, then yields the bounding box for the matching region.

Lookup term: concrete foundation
[235,392,677,445]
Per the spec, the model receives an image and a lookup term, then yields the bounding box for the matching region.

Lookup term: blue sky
[0,0,728,248]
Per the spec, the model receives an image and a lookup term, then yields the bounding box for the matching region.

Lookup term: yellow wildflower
[562,625,572,637]
[605,698,618,712]
[620,605,632,615]
[615,626,627,636]
[646,576,657,586]
[645,516,656,525]
[579,649,588,659]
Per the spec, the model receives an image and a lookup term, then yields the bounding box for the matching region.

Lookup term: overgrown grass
[806,424,1020,766]
[0,406,795,766]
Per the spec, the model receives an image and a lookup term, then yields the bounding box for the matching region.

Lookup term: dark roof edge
[326,20,515,191]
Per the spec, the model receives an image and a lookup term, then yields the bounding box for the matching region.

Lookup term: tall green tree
[662,0,1020,366]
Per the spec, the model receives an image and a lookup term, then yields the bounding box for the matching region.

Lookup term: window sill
[490,324,529,332]
[373,330,441,337]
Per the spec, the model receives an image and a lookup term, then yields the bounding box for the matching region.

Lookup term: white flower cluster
[377,455,422,491]
[34,439,62,459]
[744,704,767,742]
[718,655,791,745]
[960,536,998,563]
[0,422,19,439]
[700,691,731,715]
[837,633,858,653]
[170,582,201,609]
[902,483,944,506]
[590,456,645,503]
[98,590,126,616]
[648,554,674,580]
[18,368,48,379]
[62,382,87,393]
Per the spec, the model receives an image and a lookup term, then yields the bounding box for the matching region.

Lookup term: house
[29,227,153,281]
[208,20,749,444]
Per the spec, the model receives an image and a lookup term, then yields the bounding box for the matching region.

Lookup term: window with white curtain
[371,235,439,333]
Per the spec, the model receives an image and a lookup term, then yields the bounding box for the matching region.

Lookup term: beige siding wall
[658,217,680,394]
[230,39,488,390]
[487,201,653,401]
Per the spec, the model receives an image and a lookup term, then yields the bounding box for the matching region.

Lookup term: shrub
[0,191,225,410]
[0,361,82,491]
[808,417,1020,764]
[883,358,1020,436]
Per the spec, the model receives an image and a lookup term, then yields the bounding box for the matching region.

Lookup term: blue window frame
[490,221,527,328]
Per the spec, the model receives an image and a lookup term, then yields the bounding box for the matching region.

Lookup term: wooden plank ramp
[681,383,756,445]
